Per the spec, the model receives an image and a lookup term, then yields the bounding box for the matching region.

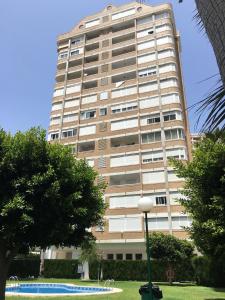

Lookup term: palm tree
[179,0,225,131]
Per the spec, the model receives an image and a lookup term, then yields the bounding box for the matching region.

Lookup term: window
[111,118,138,131]
[139,81,158,93]
[70,50,79,56]
[172,216,192,229]
[109,216,142,232]
[138,40,155,51]
[141,131,161,144]
[112,8,136,20]
[80,110,96,120]
[85,19,100,28]
[107,254,114,260]
[138,53,156,64]
[66,84,81,94]
[100,91,108,100]
[166,148,186,160]
[112,86,137,98]
[52,102,63,111]
[148,217,169,230]
[137,15,153,25]
[155,11,170,20]
[165,128,184,140]
[109,195,140,209]
[138,67,157,77]
[137,27,154,38]
[160,78,178,89]
[79,125,96,136]
[87,159,95,167]
[71,36,83,45]
[159,63,176,74]
[110,154,139,167]
[147,114,160,124]
[158,49,175,59]
[49,132,59,141]
[161,93,180,105]
[61,128,77,138]
[140,97,159,109]
[100,108,107,116]
[156,196,167,205]
[111,101,138,114]
[143,171,165,184]
[64,98,79,108]
[63,114,77,123]
[53,88,64,97]
[58,52,68,59]
[50,116,61,126]
[164,113,176,122]
[142,150,163,163]
[126,254,133,260]
[69,144,77,154]
[81,94,97,104]
[116,254,123,260]
[135,254,142,260]
[157,36,173,46]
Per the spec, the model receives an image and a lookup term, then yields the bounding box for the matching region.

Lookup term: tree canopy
[149,232,194,263]
[0,127,105,299]
[172,131,225,258]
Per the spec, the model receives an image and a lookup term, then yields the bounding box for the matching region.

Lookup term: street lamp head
[138,197,154,212]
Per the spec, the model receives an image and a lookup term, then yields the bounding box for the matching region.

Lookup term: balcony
[82,80,98,90]
[84,54,99,65]
[109,173,140,186]
[83,67,98,77]
[112,45,136,58]
[56,74,65,83]
[68,59,83,69]
[85,42,99,52]
[112,21,134,33]
[112,32,135,46]
[111,135,139,148]
[78,141,95,152]
[112,57,136,70]
[112,71,136,84]
[67,71,82,82]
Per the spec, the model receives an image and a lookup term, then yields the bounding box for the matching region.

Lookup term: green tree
[172,131,225,285]
[0,127,105,300]
[149,232,194,284]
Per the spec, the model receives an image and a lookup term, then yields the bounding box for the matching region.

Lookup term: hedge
[192,256,225,287]
[90,259,194,282]
[8,258,194,282]
[44,259,80,279]
[8,259,40,278]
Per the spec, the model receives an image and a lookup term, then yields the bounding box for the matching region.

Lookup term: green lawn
[6,278,225,300]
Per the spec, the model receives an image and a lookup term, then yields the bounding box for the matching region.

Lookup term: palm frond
[194,81,225,132]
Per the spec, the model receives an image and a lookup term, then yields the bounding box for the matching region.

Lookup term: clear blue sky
[0,0,219,134]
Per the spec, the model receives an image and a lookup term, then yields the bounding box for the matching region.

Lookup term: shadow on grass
[204,298,225,300]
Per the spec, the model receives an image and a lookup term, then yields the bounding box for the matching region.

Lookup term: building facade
[48,1,192,261]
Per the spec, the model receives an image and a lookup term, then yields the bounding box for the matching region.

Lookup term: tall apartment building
[47,2,192,261]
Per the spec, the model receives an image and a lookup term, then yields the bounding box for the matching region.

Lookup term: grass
[6,278,225,300]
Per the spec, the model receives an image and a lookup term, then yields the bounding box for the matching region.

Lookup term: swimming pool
[6,283,122,297]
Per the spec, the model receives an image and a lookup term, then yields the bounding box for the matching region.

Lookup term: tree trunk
[195,0,225,87]
[0,255,10,300]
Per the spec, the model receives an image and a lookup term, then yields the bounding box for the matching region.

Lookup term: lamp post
[138,197,154,300]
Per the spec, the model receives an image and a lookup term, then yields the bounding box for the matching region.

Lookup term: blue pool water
[6,283,111,295]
